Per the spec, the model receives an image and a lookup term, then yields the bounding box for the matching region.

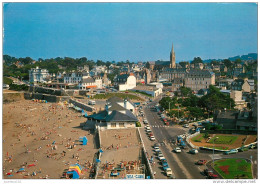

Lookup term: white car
[150,136,156,141]
[183,124,189,128]
[158,154,165,160]
[165,168,173,177]
[154,148,160,152]
[143,120,148,124]
[174,147,182,153]
[145,125,150,129]
[146,129,152,133]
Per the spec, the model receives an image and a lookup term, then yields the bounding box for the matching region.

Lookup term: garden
[93,93,144,101]
[213,158,253,179]
[209,135,238,145]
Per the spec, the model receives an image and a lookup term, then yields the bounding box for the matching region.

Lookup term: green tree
[210,60,219,66]
[223,59,232,68]
[191,57,203,64]
[179,61,189,68]
[179,86,192,97]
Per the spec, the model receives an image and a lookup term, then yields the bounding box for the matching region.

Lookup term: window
[111,123,116,127]
[119,123,124,127]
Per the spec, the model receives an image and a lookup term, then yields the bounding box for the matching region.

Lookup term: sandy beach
[3,99,98,179]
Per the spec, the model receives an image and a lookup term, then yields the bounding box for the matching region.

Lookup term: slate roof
[82,77,95,83]
[88,109,137,122]
[108,102,126,111]
[187,69,213,77]
[105,110,138,122]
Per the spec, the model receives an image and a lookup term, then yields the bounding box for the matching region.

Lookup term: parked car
[165,168,173,177]
[158,154,165,160]
[154,143,160,149]
[156,150,162,155]
[150,136,156,141]
[143,120,148,124]
[162,161,168,167]
[203,169,218,179]
[248,144,256,149]
[183,124,189,128]
[174,147,182,153]
[189,149,198,154]
[146,129,152,133]
[224,149,238,155]
[196,160,207,165]
[154,148,160,152]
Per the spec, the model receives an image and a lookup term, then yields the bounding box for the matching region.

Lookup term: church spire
[170,43,176,68]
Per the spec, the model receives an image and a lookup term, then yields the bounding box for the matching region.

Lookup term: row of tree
[159,85,235,120]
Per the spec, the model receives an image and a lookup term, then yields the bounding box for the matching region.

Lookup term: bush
[9,84,29,91]
[136,122,141,127]
[3,77,13,85]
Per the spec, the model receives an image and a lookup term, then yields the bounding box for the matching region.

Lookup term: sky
[3,3,258,62]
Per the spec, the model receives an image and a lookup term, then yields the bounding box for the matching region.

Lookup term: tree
[223,59,232,68]
[145,62,150,69]
[179,86,192,97]
[187,107,204,119]
[199,85,235,111]
[179,61,189,68]
[210,60,218,66]
[191,57,203,64]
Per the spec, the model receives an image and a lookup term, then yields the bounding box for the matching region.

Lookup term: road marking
[165,142,192,179]
[209,154,222,160]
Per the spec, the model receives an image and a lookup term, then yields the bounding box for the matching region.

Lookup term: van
[88,100,96,105]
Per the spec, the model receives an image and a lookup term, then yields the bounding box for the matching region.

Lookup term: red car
[204,169,218,179]
[196,160,207,165]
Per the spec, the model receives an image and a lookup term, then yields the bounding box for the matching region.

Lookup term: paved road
[144,100,206,179]
[144,97,258,179]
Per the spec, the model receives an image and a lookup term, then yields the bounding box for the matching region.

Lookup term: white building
[93,76,103,89]
[64,72,84,84]
[115,73,136,91]
[85,96,138,130]
[78,76,96,90]
[29,66,49,83]
[131,85,162,97]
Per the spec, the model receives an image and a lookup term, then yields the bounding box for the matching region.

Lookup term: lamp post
[168,102,171,113]
[212,137,219,168]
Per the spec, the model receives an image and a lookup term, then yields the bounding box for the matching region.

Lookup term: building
[85,97,138,130]
[78,76,96,90]
[77,65,89,72]
[160,68,187,81]
[93,76,103,89]
[230,90,247,110]
[171,78,184,92]
[214,109,257,131]
[29,66,49,83]
[184,69,215,91]
[131,85,162,97]
[231,79,251,92]
[114,73,136,91]
[64,72,84,84]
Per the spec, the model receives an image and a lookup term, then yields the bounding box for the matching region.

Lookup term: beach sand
[3,99,98,179]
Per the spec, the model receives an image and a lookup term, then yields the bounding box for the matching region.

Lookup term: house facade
[184,69,215,91]
[29,66,49,83]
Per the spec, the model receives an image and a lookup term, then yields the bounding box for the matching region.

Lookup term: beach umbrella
[96,159,101,163]
[99,149,104,153]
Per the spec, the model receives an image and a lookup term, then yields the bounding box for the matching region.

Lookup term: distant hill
[202,53,257,63]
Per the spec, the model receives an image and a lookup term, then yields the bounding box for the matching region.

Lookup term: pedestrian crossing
[208,154,222,160]
[150,125,170,128]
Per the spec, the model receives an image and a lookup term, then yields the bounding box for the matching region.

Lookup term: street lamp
[212,137,219,168]
[168,102,171,113]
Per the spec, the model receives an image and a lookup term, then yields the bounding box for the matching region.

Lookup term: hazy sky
[3,3,258,62]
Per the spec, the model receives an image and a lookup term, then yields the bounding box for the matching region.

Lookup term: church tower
[170,43,176,68]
